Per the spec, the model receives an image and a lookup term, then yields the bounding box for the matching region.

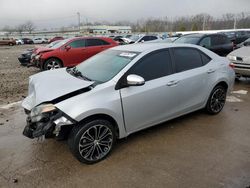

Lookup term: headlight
[35,55,41,60]
[30,104,56,122]
[227,55,237,61]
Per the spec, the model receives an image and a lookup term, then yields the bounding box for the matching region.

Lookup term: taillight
[229,63,235,69]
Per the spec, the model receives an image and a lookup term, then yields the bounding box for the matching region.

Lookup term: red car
[32,37,118,70]
[48,36,64,43]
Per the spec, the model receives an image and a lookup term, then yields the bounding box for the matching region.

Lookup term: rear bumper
[234,68,250,77]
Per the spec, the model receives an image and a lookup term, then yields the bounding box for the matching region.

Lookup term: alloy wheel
[46,60,61,70]
[210,88,226,113]
[78,124,113,162]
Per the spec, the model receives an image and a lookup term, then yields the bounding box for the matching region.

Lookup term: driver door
[120,49,179,133]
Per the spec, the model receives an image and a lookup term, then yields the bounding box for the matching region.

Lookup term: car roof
[112,43,202,52]
[182,33,226,38]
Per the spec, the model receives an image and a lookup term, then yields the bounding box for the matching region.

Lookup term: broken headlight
[30,104,56,122]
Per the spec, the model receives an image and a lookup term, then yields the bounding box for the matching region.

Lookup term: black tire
[68,119,116,164]
[9,43,14,46]
[206,85,227,115]
[43,58,63,70]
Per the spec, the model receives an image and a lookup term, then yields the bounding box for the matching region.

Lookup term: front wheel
[43,58,62,70]
[68,119,116,164]
[206,85,227,114]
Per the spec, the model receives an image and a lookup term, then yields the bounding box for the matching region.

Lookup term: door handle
[207,69,215,74]
[167,80,179,86]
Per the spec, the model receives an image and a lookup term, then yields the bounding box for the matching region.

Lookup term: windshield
[75,50,140,83]
[129,35,140,41]
[45,40,62,48]
[50,39,70,49]
[174,36,200,44]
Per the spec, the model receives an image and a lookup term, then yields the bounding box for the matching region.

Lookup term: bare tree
[24,21,36,33]
[16,24,26,34]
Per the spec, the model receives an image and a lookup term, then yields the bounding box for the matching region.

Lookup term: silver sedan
[22,43,235,164]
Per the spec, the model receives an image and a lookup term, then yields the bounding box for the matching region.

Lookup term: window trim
[170,47,211,74]
[115,48,173,90]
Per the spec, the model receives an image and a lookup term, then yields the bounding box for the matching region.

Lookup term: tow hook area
[23,112,73,139]
[23,115,58,139]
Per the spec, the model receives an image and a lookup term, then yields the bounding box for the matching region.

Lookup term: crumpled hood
[36,47,54,54]
[22,68,94,110]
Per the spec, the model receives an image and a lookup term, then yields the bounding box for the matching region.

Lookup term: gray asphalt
[0,80,250,188]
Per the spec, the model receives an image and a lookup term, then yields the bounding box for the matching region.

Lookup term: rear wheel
[68,119,116,164]
[9,43,14,46]
[206,85,227,114]
[43,58,63,70]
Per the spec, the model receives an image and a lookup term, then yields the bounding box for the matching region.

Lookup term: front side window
[69,39,86,48]
[199,37,211,48]
[128,50,172,81]
[173,48,203,73]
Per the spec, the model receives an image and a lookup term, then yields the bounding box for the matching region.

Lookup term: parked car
[15,39,24,45]
[33,38,48,44]
[32,37,118,70]
[22,38,34,44]
[174,33,233,56]
[48,36,64,43]
[18,40,63,66]
[127,34,162,44]
[22,43,234,164]
[220,30,250,46]
[18,49,33,65]
[236,37,250,49]
[227,46,250,79]
[0,38,16,46]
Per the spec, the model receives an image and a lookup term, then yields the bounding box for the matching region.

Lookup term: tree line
[2,12,250,33]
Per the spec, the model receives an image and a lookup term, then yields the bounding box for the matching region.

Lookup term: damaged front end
[23,103,75,140]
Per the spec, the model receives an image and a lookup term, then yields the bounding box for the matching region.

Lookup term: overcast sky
[0,0,249,29]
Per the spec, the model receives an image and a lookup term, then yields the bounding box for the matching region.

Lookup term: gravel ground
[0,45,40,105]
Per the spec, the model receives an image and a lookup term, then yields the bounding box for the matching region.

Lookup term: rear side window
[211,35,229,46]
[69,39,86,48]
[128,50,172,81]
[173,48,203,73]
[86,39,110,47]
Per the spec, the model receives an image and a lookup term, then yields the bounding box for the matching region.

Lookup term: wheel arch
[78,113,120,139]
[214,81,228,90]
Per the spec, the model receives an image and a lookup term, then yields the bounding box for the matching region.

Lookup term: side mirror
[127,74,145,86]
[65,45,71,51]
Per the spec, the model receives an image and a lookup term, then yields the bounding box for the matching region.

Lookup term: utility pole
[202,15,206,30]
[77,12,80,34]
[233,15,237,30]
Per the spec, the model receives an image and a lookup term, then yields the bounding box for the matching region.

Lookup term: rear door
[170,47,213,113]
[63,39,87,66]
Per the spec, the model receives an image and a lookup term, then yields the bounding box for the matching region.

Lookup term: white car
[125,35,162,44]
[33,38,47,44]
[227,46,250,79]
[22,43,234,164]
[15,39,24,45]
